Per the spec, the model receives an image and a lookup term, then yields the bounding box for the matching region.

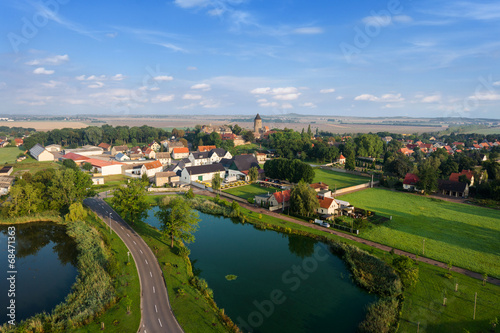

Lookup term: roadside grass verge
[73,211,141,333]
[339,188,500,277]
[222,183,278,200]
[312,168,370,189]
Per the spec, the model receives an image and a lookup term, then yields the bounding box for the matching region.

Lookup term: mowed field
[223,183,279,200]
[313,168,370,189]
[339,188,500,277]
[0,147,24,163]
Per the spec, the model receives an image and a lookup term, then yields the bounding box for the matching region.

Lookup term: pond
[0,223,79,325]
[145,207,377,333]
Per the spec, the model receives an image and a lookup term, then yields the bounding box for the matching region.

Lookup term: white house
[64,145,104,156]
[87,159,123,176]
[316,196,339,216]
[180,163,225,184]
[30,143,55,161]
[172,147,189,160]
[156,152,171,165]
[45,144,62,152]
[92,176,105,185]
[115,152,130,161]
[148,141,161,151]
[188,151,211,166]
[143,160,163,178]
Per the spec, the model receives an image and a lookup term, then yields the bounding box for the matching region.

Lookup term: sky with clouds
[0,0,499,118]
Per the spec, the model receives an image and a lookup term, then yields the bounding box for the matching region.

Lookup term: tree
[417,159,439,194]
[179,138,188,147]
[242,130,255,143]
[392,255,419,288]
[185,188,195,199]
[2,183,43,217]
[155,197,200,248]
[63,158,78,170]
[232,124,243,135]
[290,181,319,217]
[111,178,149,225]
[345,147,356,171]
[82,162,93,171]
[248,166,258,182]
[212,173,222,193]
[65,202,88,221]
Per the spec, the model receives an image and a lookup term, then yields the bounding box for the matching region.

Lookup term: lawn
[339,188,500,277]
[11,159,61,175]
[312,168,370,190]
[223,183,279,200]
[93,174,128,192]
[0,146,24,163]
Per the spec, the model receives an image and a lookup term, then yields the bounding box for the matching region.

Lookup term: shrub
[358,298,399,333]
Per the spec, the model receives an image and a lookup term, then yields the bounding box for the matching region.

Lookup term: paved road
[83,197,183,333]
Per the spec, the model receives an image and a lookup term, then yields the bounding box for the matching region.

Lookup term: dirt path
[195,189,500,286]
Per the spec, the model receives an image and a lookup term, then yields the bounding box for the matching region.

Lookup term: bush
[358,298,399,333]
[247,198,255,204]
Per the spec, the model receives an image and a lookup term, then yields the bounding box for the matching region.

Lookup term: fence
[147,187,189,193]
[334,181,380,195]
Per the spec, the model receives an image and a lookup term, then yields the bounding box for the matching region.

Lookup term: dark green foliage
[392,255,419,288]
[185,188,195,199]
[358,298,399,333]
[62,158,78,170]
[111,178,149,225]
[264,158,315,183]
[155,197,200,248]
[290,180,320,217]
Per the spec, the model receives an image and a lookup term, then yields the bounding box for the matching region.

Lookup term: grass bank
[339,188,500,277]
[312,168,370,189]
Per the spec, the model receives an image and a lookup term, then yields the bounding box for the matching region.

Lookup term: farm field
[339,188,500,277]
[313,168,370,190]
[465,126,500,135]
[0,147,24,163]
[4,121,89,131]
[12,159,61,175]
[223,183,279,200]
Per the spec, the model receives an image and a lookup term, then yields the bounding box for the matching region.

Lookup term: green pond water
[0,223,78,325]
[145,207,377,333]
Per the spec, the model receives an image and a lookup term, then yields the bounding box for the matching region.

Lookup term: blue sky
[0,0,499,118]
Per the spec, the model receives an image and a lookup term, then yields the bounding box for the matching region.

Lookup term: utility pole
[473,292,477,320]
[422,239,425,255]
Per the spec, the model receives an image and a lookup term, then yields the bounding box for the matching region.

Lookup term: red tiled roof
[87,158,123,168]
[98,142,111,149]
[318,196,335,209]
[144,160,162,170]
[61,153,90,161]
[173,147,189,154]
[339,154,345,159]
[272,190,290,203]
[310,182,329,190]
[403,173,419,185]
[449,170,473,182]
[14,138,23,144]
[198,145,216,152]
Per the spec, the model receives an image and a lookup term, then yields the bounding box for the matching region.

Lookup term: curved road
[83,197,183,333]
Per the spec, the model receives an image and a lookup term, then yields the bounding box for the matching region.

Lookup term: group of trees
[264,158,315,183]
[22,124,185,151]
[2,166,94,217]
[289,181,320,217]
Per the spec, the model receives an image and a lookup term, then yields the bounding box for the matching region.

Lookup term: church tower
[254,113,262,133]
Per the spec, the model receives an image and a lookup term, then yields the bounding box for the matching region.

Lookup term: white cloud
[200,100,221,108]
[272,87,298,94]
[301,102,317,108]
[76,75,86,81]
[421,95,441,103]
[355,93,404,102]
[191,83,211,91]
[150,87,160,91]
[293,27,324,35]
[179,103,197,109]
[86,75,98,80]
[259,101,279,107]
[88,82,104,89]
[112,74,125,81]
[362,15,392,27]
[320,88,336,94]
[187,66,198,71]
[26,54,69,66]
[0,82,7,89]
[154,42,187,53]
[154,75,174,82]
[106,32,118,38]
[282,103,293,109]
[336,96,344,100]
[257,99,267,103]
[251,87,272,94]
[469,93,500,101]
[65,99,86,105]
[41,80,61,88]
[33,67,54,75]
[152,94,175,103]
[183,93,202,100]
[493,81,500,86]
[274,93,301,101]
[393,15,413,23]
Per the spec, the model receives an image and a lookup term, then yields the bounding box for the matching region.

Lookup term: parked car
[321,222,330,228]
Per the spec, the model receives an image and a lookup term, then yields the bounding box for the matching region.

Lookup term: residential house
[45,144,62,152]
[268,190,291,211]
[209,148,231,162]
[316,196,340,217]
[225,154,262,181]
[172,147,189,160]
[129,153,143,160]
[156,152,171,165]
[188,151,211,166]
[64,145,104,156]
[337,154,346,164]
[98,142,112,152]
[438,180,469,198]
[0,141,9,148]
[310,182,329,192]
[254,152,267,163]
[221,133,236,141]
[198,145,216,152]
[180,163,225,184]
[0,176,15,195]
[233,135,247,147]
[111,145,129,156]
[143,160,163,178]
[30,143,55,161]
[14,138,23,146]
[398,147,414,156]
[200,125,232,135]
[91,176,105,185]
[155,171,180,187]
[148,141,161,151]
[449,170,474,186]
[0,166,14,176]
[382,136,393,143]
[142,147,156,159]
[166,141,185,154]
[403,173,420,191]
[115,153,130,162]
